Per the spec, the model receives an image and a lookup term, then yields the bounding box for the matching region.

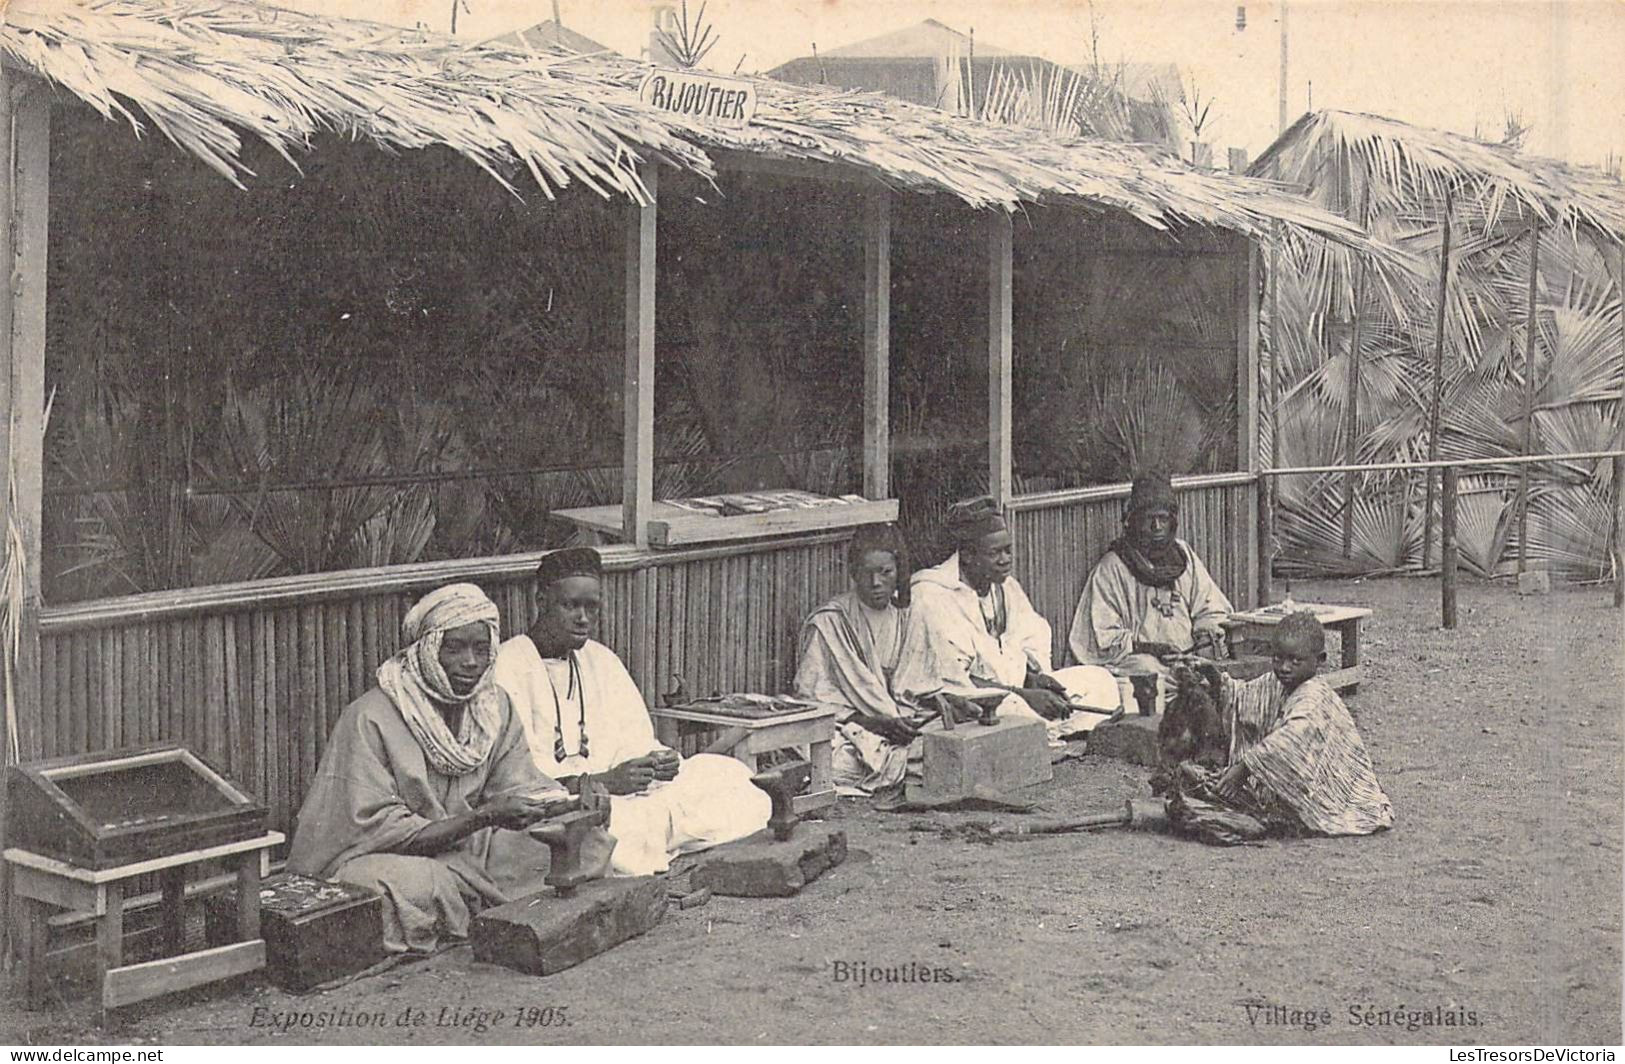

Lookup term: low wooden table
[648,701,839,814]
[1221,603,1374,694]
[6,831,283,1022]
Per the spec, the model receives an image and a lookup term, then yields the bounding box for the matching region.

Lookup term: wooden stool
[6,831,283,1023]
[649,701,840,814]
[1222,603,1374,694]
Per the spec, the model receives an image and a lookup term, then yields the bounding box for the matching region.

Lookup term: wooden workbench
[1222,603,1374,694]
[6,831,283,1022]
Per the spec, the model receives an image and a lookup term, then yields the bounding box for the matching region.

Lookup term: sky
[283,0,1625,168]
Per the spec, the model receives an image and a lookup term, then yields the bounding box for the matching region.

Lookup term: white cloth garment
[909,554,1119,739]
[493,635,769,875]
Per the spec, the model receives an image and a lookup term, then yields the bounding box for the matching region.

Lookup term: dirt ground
[6,576,1621,1046]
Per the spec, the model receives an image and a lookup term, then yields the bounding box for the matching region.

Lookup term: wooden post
[1613,452,1623,609]
[1516,225,1540,573]
[1614,239,1623,609]
[1238,238,1262,607]
[1268,224,1281,471]
[1342,190,1371,559]
[1,75,49,777]
[1422,189,1454,570]
[622,164,657,547]
[1238,240,1262,475]
[862,193,890,499]
[1441,465,1459,629]
[987,211,1013,509]
[1257,474,1275,605]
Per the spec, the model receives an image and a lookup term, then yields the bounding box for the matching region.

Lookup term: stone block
[909,714,1051,802]
[471,876,666,976]
[1087,713,1162,767]
[1517,570,1551,595]
[689,828,847,897]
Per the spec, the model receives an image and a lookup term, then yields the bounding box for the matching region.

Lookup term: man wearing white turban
[288,583,607,954]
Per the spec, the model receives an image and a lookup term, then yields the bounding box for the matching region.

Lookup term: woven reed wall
[35,535,848,834]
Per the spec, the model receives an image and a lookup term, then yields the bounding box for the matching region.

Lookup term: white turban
[378,583,503,776]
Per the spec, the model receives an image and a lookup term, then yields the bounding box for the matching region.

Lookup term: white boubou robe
[494,636,769,876]
[909,554,1119,739]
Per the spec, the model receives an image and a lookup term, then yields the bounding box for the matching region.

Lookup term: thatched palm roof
[1250,110,1625,242]
[1,0,1373,247]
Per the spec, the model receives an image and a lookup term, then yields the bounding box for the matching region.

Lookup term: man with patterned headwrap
[909,496,1122,742]
[494,547,770,877]
[288,583,602,954]
[1069,472,1233,676]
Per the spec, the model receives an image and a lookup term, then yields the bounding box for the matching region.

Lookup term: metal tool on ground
[751,761,811,841]
[939,798,1169,842]
[692,759,845,897]
[533,776,611,898]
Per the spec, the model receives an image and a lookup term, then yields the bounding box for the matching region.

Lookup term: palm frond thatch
[1252,110,1625,242]
[1,0,1384,251]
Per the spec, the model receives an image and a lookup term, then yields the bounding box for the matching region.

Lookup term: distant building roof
[486,19,612,55]
[820,18,1018,59]
[1065,61,1182,106]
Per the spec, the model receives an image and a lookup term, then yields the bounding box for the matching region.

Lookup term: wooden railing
[35,534,849,834]
[1009,473,1260,666]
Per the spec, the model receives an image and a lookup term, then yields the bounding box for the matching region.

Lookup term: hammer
[533,775,611,898]
[751,761,811,841]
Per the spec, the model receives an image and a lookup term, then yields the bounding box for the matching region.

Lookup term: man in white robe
[1069,473,1233,677]
[494,548,769,876]
[793,525,953,795]
[909,496,1120,741]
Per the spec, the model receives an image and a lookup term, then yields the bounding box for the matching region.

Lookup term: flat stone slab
[1087,713,1162,767]
[471,876,666,976]
[910,715,1051,803]
[689,827,847,897]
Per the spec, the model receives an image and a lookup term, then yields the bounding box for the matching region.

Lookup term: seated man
[909,496,1120,741]
[288,583,600,954]
[1069,472,1233,676]
[1201,612,1393,836]
[793,524,947,795]
[494,547,770,876]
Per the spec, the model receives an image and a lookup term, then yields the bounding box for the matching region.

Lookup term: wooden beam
[622,164,658,547]
[1422,189,1454,570]
[987,211,1013,508]
[1516,224,1541,573]
[2,76,48,763]
[862,193,890,499]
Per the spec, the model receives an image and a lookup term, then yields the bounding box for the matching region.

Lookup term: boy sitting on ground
[1175,612,1393,837]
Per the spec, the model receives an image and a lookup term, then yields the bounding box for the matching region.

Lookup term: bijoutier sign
[638,69,757,127]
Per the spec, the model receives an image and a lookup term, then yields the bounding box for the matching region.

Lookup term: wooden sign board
[638,69,757,127]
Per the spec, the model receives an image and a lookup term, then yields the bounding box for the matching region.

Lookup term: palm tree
[1252,110,1625,580]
